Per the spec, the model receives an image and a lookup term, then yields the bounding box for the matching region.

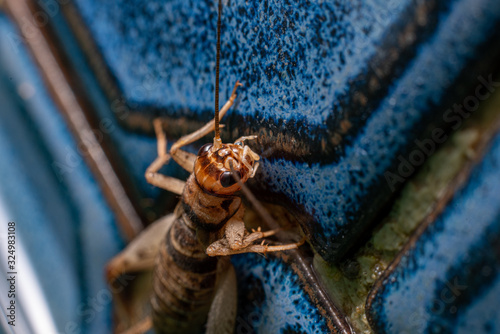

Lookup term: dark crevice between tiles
[311,82,500,332]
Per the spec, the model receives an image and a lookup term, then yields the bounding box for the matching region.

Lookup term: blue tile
[232,253,331,334]
[67,0,500,262]
[367,128,500,333]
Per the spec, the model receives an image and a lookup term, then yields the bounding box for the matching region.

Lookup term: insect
[106,1,304,333]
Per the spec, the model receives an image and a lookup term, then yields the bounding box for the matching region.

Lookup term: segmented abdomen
[151,209,218,334]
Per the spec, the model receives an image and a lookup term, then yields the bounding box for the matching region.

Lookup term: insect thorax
[182,174,242,232]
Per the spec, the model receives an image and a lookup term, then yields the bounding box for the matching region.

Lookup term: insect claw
[231,240,243,250]
[251,226,261,233]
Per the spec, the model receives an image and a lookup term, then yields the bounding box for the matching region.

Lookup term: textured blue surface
[3,1,500,332]
[232,253,330,334]
[72,0,410,124]
[261,0,500,260]
[69,0,500,262]
[367,130,500,333]
[36,0,182,206]
[0,14,122,333]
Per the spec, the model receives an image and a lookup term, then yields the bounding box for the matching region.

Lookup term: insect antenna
[214,0,223,149]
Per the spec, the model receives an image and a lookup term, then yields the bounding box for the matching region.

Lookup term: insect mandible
[106,1,305,333]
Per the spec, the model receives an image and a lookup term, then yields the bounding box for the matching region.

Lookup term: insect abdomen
[151,212,218,334]
[151,175,242,333]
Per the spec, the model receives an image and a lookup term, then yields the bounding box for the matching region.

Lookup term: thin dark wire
[214,0,222,140]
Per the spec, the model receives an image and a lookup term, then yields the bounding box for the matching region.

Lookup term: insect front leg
[145,119,186,195]
[206,214,303,256]
[234,135,258,144]
[223,212,278,249]
[169,81,243,169]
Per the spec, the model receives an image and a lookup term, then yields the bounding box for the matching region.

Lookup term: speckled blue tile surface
[232,253,331,334]
[3,1,500,332]
[261,0,500,260]
[0,14,122,333]
[71,0,416,123]
[367,130,500,333]
[68,0,500,262]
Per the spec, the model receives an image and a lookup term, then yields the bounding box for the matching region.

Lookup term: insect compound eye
[220,171,241,188]
[197,143,213,157]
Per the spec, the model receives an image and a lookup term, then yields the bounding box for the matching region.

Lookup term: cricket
[106,1,305,333]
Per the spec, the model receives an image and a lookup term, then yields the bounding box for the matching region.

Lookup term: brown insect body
[106,1,304,333]
[151,144,257,333]
[151,203,218,333]
[108,87,304,334]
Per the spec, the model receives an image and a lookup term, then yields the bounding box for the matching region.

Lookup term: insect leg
[207,213,297,256]
[170,80,243,164]
[145,119,186,195]
[242,237,307,254]
[207,236,306,256]
[249,161,260,178]
[243,226,280,244]
[118,316,152,334]
[106,213,177,283]
[206,261,237,334]
[224,214,279,249]
[234,135,258,143]
[238,145,260,173]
